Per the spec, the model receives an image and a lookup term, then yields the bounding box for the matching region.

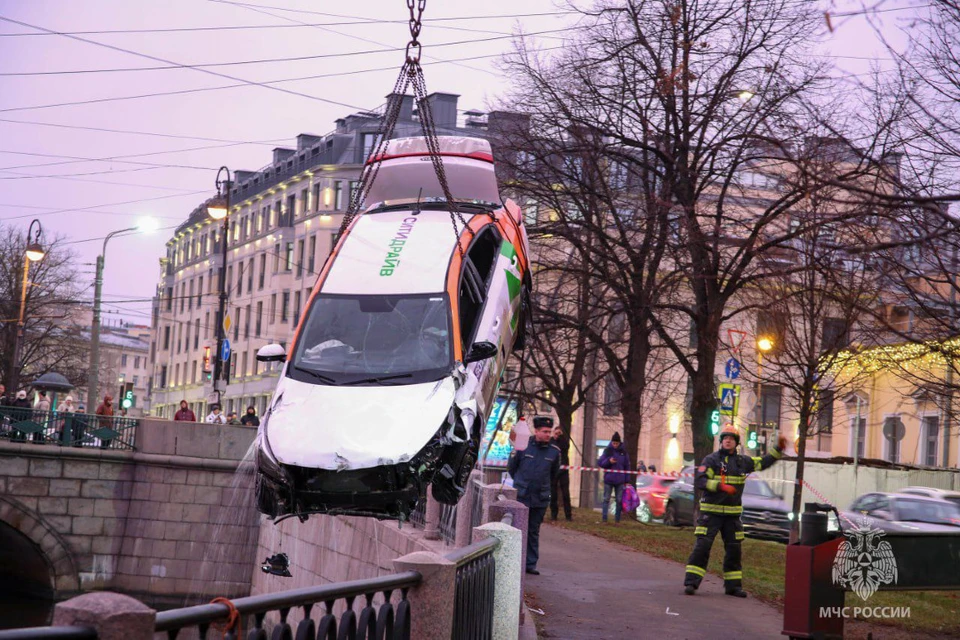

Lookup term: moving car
[253,136,531,522]
[841,492,960,532]
[635,475,676,523]
[898,486,960,508]
[663,467,792,542]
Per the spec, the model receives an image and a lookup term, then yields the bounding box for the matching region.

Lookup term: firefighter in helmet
[683,423,786,597]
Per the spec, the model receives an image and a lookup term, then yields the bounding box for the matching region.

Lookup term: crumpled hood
[263,375,457,470]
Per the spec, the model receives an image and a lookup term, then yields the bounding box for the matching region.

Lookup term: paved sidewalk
[525,523,785,640]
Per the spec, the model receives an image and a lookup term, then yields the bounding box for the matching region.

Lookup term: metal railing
[155,572,419,640]
[446,537,498,640]
[0,628,97,640]
[0,408,138,450]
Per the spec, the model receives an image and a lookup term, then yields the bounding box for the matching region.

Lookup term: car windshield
[744,479,777,498]
[289,293,452,385]
[894,498,960,525]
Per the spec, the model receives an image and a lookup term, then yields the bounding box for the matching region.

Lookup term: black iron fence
[0,408,138,450]
[447,537,498,640]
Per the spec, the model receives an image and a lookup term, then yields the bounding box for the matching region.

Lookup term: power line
[0,117,291,146]
[0,190,210,221]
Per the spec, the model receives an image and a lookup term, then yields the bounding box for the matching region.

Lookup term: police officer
[509,416,561,575]
[683,424,786,597]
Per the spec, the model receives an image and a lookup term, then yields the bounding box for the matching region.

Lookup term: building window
[188,280,194,311]
[300,188,308,216]
[281,292,290,322]
[180,282,186,313]
[270,294,277,325]
[822,317,850,352]
[293,291,302,327]
[259,253,266,289]
[244,304,251,339]
[883,416,903,463]
[296,239,305,278]
[273,243,281,272]
[236,262,243,296]
[134,356,140,369]
[760,384,781,430]
[132,375,139,387]
[197,276,203,306]
[334,181,343,210]
[175,363,180,387]
[816,388,834,434]
[286,195,296,225]
[177,324,182,353]
[257,209,265,232]
[245,216,251,238]
[241,352,248,379]
[285,242,294,271]
[234,308,240,341]
[312,183,321,211]
[190,361,196,384]
[121,354,128,367]
[184,324,190,353]
[165,287,173,311]
[226,266,233,297]
[160,365,168,388]
[923,415,940,466]
[602,375,621,416]
[163,326,171,350]
[194,319,200,349]
[308,235,317,275]
[247,258,254,292]
[256,301,263,337]
[205,311,211,338]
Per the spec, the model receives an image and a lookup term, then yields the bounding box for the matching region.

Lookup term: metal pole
[212,171,232,408]
[943,242,957,468]
[87,229,136,413]
[10,255,31,395]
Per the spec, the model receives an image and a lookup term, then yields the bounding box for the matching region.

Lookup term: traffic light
[710,409,721,436]
[119,382,135,410]
[746,426,759,450]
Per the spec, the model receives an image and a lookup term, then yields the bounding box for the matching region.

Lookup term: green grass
[552,508,960,636]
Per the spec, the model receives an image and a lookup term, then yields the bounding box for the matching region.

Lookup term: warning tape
[561,465,694,478]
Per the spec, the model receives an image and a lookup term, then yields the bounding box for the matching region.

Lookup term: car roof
[323,209,472,295]
[901,486,960,497]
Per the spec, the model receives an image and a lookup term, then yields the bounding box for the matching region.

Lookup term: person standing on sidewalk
[508,417,561,575]
[95,394,115,449]
[683,424,786,598]
[598,432,631,523]
[174,400,196,422]
[550,423,572,521]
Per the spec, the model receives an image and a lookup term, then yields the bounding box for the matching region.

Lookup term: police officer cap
[533,416,554,429]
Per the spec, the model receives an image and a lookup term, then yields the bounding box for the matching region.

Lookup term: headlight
[788,512,795,521]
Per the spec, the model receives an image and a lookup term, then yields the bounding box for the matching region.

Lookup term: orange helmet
[718,424,740,445]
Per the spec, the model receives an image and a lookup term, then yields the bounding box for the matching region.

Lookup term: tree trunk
[790,400,811,544]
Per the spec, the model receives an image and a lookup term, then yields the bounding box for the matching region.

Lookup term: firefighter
[683,424,786,598]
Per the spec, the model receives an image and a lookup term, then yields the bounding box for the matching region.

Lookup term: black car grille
[742,508,790,532]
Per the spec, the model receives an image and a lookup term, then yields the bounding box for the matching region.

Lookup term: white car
[253,136,531,521]
[898,486,960,509]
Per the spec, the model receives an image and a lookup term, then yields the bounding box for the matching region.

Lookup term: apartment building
[149,92,500,420]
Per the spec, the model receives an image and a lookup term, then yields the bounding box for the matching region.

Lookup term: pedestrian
[205,404,226,424]
[508,415,561,575]
[226,411,241,425]
[58,395,76,444]
[95,394,115,449]
[637,459,648,473]
[10,390,31,441]
[683,425,786,598]
[598,432,631,523]
[0,383,8,406]
[174,400,196,422]
[240,405,260,427]
[549,423,572,522]
[36,390,50,412]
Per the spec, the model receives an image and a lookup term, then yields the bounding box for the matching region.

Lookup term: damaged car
[253,136,531,522]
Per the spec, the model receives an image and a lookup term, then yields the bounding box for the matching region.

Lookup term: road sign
[223,313,232,335]
[221,339,231,363]
[718,383,740,416]
[725,357,741,380]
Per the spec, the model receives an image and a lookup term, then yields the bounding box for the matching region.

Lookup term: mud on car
[253,137,531,521]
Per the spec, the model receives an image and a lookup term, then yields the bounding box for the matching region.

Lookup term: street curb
[519,604,539,640]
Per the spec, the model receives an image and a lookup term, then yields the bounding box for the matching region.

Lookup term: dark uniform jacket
[694,446,782,515]
[509,437,561,508]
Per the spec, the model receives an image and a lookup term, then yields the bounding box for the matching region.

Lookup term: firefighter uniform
[683,436,783,595]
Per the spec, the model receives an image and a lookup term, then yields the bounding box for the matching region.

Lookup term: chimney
[335,118,347,133]
[296,134,322,151]
[386,93,415,122]
[424,92,459,130]
[272,147,295,164]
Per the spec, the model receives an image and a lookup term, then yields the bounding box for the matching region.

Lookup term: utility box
[782,537,845,639]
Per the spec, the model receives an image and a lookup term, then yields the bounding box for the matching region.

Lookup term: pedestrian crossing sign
[718,383,740,416]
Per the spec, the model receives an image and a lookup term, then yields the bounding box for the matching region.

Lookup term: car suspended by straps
[253,136,532,522]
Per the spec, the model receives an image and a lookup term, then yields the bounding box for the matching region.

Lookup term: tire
[663,502,678,527]
[637,500,652,524]
[431,441,478,506]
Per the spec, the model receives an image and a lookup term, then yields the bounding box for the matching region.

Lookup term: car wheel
[432,441,478,505]
[663,503,678,527]
[637,500,652,523]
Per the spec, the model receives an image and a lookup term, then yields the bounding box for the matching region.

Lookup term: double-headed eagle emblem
[832,517,899,600]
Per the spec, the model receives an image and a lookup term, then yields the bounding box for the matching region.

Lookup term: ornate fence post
[473,522,522,640]
[455,470,483,547]
[53,592,156,640]
[393,550,456,640]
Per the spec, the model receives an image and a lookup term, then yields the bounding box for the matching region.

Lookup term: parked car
[898,486,960,509]
[663,467,792,542]
[841,492,960,532]
[635,474,676,523]
[253,136,532,522]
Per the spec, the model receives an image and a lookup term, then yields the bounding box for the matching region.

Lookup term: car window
[947,497,960,510]
[636,476,653,488]
[458,264,485,348]
[851,494,878,512]
[895,498,959,524]
[744,479,776,498]
[466,226,502,287]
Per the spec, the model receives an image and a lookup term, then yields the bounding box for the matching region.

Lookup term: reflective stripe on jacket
[694,447,782,511]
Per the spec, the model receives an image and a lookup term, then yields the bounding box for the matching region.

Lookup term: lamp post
[86,218,158,412]
[207,167,232,407]
[755,335,774,453]
[9,219,46,395]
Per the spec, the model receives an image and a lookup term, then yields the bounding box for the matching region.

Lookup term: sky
[0,0,923,327]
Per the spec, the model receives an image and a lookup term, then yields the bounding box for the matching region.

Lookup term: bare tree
[0,226,89,392]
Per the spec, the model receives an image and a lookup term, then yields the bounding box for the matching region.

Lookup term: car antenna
[413,187,423,215]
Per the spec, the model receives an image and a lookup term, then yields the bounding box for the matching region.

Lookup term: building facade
[149,92,497,420]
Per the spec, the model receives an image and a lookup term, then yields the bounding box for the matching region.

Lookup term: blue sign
[221,339,232,363]
[725,357,741,380]
[479,397,520,467]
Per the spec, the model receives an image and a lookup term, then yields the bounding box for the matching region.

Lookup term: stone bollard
[53,592,156,640]
[473,522,522,640]
[454,470,484,547]
[490,498,529,625]
[423,492,442,540]
[393,550,456,640]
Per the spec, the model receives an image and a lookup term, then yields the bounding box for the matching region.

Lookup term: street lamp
[86,217,158,412]
[208,167,232,406]
[754,335,775,453]
[9,219,45,395]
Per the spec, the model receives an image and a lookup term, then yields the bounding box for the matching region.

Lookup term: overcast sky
[0,0,918,326]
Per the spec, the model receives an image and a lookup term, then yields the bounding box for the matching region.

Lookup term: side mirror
[463,341,498,364]
[257,344,287,363]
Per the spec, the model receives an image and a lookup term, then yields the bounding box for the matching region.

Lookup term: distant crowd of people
[173,399,260,426]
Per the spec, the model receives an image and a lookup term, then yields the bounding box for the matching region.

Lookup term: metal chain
[406,0,426,63]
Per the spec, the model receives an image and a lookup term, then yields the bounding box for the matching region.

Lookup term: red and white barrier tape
[560,465,694,478]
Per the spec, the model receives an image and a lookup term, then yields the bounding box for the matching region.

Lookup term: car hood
[262,374,457,470]
[742,495,790,512]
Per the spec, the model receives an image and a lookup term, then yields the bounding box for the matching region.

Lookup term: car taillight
[652,493,667,499]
